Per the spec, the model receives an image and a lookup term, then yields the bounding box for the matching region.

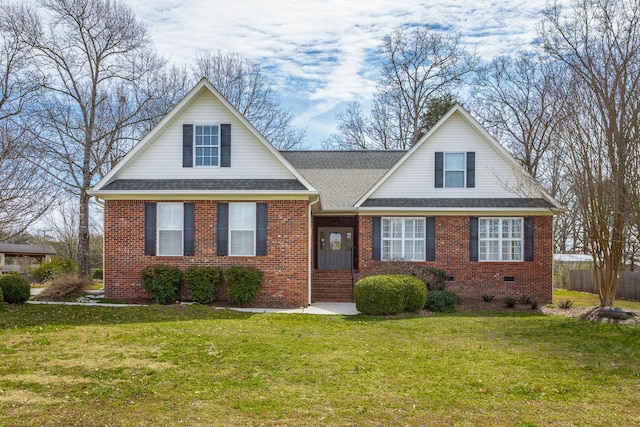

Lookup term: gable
[117,90,296,181]
[91,79,315,198]
[361,108,555,208]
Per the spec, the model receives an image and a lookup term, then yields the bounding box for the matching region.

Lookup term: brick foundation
[104,199,309,307]
[357,215,554,304]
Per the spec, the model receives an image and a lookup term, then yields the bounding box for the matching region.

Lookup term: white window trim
[194,124,220,168]
[479,217,523,262]
[228,202,256,257]
[444,152,466,188]
[157,202,184,256]
[381,217,426,262]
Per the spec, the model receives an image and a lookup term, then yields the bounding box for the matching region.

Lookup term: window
[229,202,256,256]
[444,152,465,187]
[157,203,183,256]
[194,125,219,166]
[381,217,425,261]
[479,217,523,261]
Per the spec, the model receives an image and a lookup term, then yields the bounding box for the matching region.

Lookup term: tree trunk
[77,189,91,279]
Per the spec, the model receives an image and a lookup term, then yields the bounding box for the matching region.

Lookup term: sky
[124,0,552,148]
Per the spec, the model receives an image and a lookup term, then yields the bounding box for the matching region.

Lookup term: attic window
[194,125,219,166]
[444,153,465,187]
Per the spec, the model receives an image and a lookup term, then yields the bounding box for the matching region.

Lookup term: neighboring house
[0,244,56,273]
[90,78,560,306]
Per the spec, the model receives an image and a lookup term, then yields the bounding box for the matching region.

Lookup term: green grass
[0,304,638,426]
[554,289,640,311]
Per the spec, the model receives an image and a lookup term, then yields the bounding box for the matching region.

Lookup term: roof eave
[356,206,558,215]
[89,189,319,200]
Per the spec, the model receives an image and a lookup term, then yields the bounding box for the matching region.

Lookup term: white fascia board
[89,190,319,200]
[356,207,557,216]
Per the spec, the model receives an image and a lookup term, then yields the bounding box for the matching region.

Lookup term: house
[90,78,560,306]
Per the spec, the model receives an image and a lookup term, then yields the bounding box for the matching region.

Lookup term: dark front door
[317,227,354,270]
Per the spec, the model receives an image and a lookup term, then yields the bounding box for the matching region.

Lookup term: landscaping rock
[597,307,635,320]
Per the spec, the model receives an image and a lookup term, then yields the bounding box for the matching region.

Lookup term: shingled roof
[281,151,406,210]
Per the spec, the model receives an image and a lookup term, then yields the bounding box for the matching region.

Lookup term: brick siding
[357,215,554,304]
[104,199,309,307]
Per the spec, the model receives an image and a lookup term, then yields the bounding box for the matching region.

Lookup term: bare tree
[327,26,476,150]
[194,51,306,150]
[380,27,477,148]
[0,1,54,238]
[541,0,640,307]
[322,102,370,150]
[18,0,167,278]
[472,53,568,180]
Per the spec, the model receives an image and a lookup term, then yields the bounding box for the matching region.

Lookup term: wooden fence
[569,270,640,301]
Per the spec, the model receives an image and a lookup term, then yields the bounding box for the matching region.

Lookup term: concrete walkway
[222,302,359,315]
[28,290,359,315]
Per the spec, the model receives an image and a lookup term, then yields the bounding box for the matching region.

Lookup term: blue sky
[125,0,551,148]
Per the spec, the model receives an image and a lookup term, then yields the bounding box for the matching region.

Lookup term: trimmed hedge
[354,275,405,315]
[223,266,263,306]
[184,266,222,304]
[424,290,460,313]
[368,261,448,291]
[0,284,4,303]
[141,264,183,304]
[0,274,31,304]
[397,275,428,312]
[32,258,77,282]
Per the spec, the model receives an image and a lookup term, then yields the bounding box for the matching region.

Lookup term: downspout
[308,196,320,306]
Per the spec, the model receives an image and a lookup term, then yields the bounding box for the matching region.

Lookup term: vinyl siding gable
[118,90,297,181]
[369,112,534,199]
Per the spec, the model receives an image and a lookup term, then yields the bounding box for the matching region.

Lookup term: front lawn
[0,304,638,426]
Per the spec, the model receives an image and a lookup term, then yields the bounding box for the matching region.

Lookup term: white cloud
[124,0,555,147]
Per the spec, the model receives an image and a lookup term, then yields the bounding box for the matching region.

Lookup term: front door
[317,227,354,270]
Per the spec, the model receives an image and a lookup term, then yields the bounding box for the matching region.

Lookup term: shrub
[354,275,405,315]
[0,274,31,304]
[424,290,459,312]
[558,299,574,309]
[504,297,517,308]
[32,274,92,301]
[223,266,263,306]
[92,268,103,280]
[531,300,539,310]
[518,295,532,305]
[396,275,427,312]
[141,265,183,304]
[481,294,495,302]
[368,261,448,291]
[184,266,223,304]
[0,284,4,303]
[32,258,77,282]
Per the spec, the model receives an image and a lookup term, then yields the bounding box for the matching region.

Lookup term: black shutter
[183,124,193,167]
[372,217,381,260]
[525,217,534,261]
[435,152,443,188]
[466,152,475,188]
[469,217,479,261]
[217,203,228,256]
[144,203,156,256]
[256,203,268,256]
[184,203,195,256]
[426,217,436,261]
[221,124,231,167]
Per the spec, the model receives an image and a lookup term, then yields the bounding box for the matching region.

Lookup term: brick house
[90,78,560,306]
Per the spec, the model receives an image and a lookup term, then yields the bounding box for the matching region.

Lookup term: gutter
[308,195,321,306]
